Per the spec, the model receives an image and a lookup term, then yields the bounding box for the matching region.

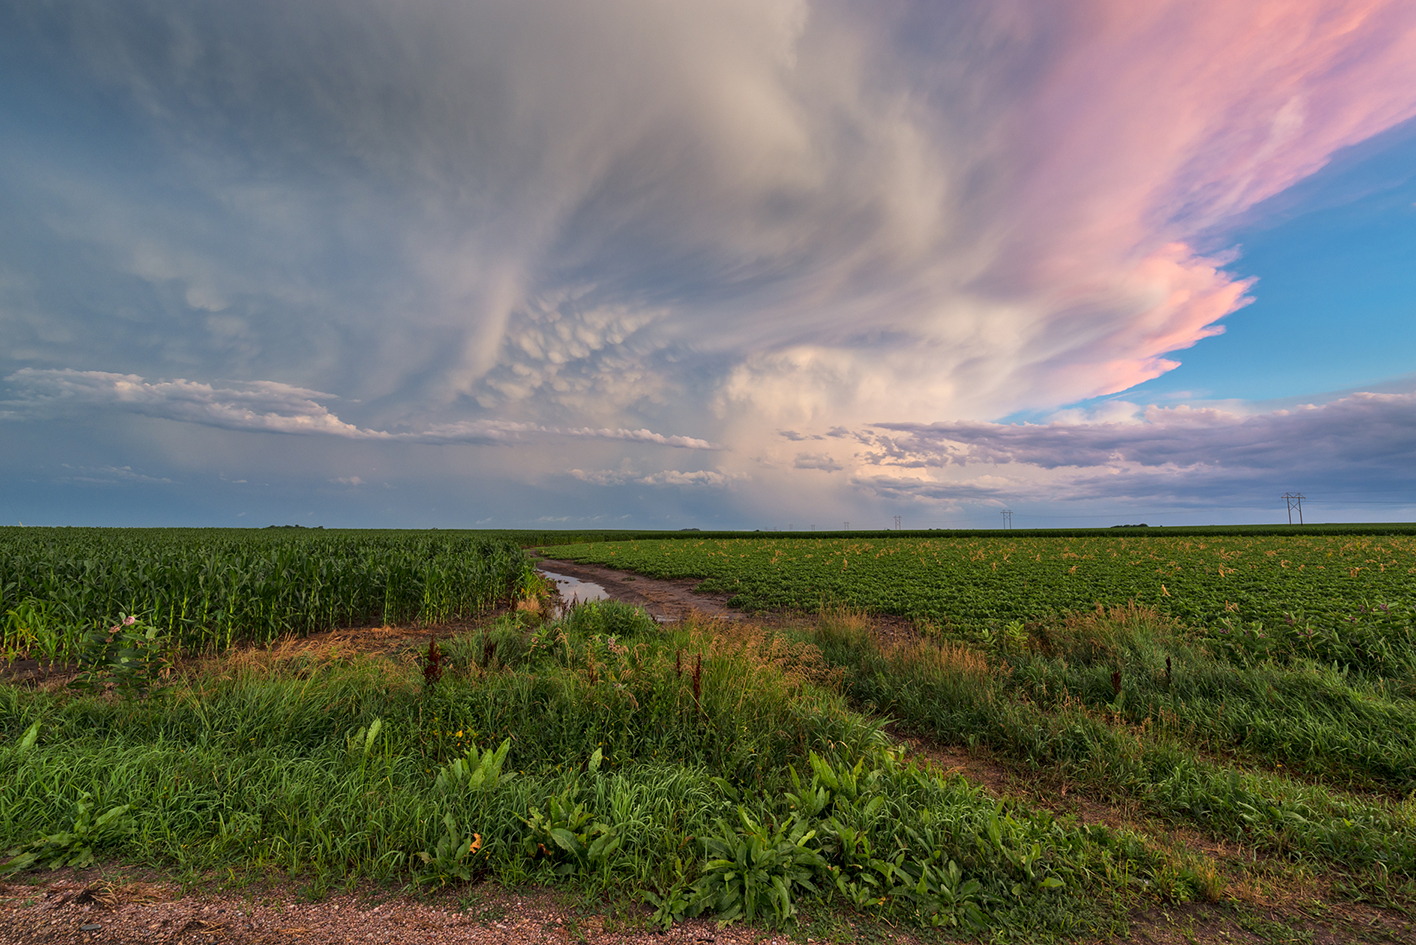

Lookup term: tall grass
[1006,605,1416,794]
[810,609,1416,886]
[0,602,1159,940]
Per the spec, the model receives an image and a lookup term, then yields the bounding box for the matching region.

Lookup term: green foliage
[810,612,1416,881]
[685,808,827,926]
[1,792,133,875]
[559,599,659,638]
[0,528,534,652]
[2,598,68,662]
[524,784,622,876]
[544,535,1416,676]
[69,614,175,698]
[0,609,1147,940]
[435,738,513,794]
[416,813,483,883]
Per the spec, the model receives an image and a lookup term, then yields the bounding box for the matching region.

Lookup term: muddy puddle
[537,568,610,605]
[535,558,741,624]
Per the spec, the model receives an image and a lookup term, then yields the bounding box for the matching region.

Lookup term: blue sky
[1135,120,1416,403]
[2,0,1416,530]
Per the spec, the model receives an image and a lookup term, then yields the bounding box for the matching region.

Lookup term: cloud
[869,393,1416,472]
[851,475,1011,504]
[856,390,1416,508]
[3,2,1416,525]
[58,464,175,486]
[793,452,842,472]
[9,1,1415,430]
[571,468,741,488]
[2,369,717,448]
[7,369,380,438]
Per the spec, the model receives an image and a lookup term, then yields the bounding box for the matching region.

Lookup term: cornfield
[0,527,535,656]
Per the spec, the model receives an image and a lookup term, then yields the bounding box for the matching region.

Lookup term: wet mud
[534,558,741,623]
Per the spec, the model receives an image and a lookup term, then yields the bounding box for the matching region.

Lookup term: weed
[70,614,175,698]
[1,792,133,874]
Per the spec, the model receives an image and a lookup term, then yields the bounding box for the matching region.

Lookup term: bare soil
[0,872,922,945]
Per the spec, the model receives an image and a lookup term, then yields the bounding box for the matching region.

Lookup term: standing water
[537,569,610,605]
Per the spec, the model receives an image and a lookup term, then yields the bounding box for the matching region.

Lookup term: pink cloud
[995,0,1416,403]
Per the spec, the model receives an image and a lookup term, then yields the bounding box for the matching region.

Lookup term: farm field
[0,527,534,660]
[1,528,1414,942]
[542,534,1416,675]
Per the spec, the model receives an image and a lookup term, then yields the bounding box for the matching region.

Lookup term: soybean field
[1,527,534,656]
[543,534,1416,675]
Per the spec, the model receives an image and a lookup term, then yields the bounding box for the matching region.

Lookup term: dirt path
[535,558,741,623]
[0,875,882,945]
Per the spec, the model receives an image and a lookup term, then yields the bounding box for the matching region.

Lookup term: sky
[2,0,1415,530]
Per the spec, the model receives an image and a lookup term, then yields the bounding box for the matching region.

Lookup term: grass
[1,601,1179,941]
[808,607,1416,909]
[4,567,1414,941]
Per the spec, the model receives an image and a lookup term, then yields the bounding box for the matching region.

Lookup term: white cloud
[58,463,175,485]
[2,369,717,449]
[15,0,1414,432]
[571,467,741,488]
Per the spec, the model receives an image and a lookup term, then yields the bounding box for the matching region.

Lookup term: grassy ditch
[0,601,1184,941]
[808,607,1416,910]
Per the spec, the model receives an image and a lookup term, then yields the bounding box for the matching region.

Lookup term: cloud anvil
[2,0,1415,526]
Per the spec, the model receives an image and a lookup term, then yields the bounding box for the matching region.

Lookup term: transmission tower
[1282,493,1305,525]
[894,515,902,530]
[1001,509,1013,529]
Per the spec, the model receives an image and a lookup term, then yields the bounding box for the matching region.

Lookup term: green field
[543,534,1416,675]
[0,527,533,659]
[3,528,1415,941]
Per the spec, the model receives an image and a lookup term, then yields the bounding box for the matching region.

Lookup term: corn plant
[1,598,68,662]
[0,528,535,653]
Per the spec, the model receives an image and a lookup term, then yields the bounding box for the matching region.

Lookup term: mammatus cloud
[8,2,1416,422]
[2,369,717,449]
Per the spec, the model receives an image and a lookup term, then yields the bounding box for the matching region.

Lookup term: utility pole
[1282,493,1305,525]
[894,515,901,530]
[1001,509,1013,529]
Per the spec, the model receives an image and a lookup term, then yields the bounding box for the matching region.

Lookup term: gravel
[0,874,906,945]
